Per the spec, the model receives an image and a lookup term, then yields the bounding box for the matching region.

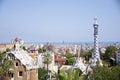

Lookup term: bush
[38,68,47,80]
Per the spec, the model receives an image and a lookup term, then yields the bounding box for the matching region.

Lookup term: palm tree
[58,69,80,80]
[43,52,52,74]
[0,53,13,80]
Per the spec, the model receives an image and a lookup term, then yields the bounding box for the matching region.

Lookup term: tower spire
[91,17,103,66]
[94,17,98,25]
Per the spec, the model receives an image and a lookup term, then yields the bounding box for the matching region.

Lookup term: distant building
[54,54,66,66]
[37,52,58,73]
[29,44,39,53]
[5,38,38,80]
[116,50,120,64]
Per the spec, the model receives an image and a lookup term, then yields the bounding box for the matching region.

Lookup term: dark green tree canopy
[64,53,75,65]
[38,48,46,53]
[38,68,47,80]
[104,46,117,60]
[111,65,120,80]
[89,65,111,80]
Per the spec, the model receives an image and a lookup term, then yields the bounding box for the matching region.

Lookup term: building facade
[116,50,120,64]
[5,38,38,80]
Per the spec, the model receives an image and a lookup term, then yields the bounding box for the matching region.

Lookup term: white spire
[94,16,98,25]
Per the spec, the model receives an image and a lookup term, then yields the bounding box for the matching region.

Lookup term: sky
[0,0,120,43]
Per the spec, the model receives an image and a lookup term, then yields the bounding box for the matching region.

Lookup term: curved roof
[7,50,38,70]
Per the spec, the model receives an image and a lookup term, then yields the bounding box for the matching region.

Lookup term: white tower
[91,17,103,66]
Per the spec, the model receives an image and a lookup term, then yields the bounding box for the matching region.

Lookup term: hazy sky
[0,0,120,43]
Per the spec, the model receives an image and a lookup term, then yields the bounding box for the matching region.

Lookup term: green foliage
[85,49,93,61]
[54,71,60,80]
[59,69,80,80]
[0,53,6,62]
[111,65,120,80]
[43,48,46,52]
[54,65,120,80]
[87,49,93,58]
[43,53,52,65]
[6,48,10,52]
[22,46,27,51]
[43,53,52,74]
[80,53,86,57]
[104,46,117,60]
[65,58,74,65]
[0,53,13,79]
[38,48,46,53]
[80,49,93,61]
[64,53,75,65]
[3,60,13,70]
[82,75,89,80]
[38,68,47,80]
[89,65,111,80]
[65,53,74,59]
[0,67,5,75]
[9,70,14,74]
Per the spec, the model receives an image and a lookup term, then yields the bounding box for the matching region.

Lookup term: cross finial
[94,17,98,24]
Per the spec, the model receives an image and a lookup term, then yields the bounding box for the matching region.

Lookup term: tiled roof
[7,50,38,70]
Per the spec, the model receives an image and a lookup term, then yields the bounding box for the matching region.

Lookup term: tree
[38,48,46,53]
[80,49,93,61]
[59,69,80,80]
[65,53,74,59]
[87,49,93,58]
[85,49,93,61]
[65,58,74,65]
[0,53,6,63]
[22,46,28,51]
[43,53,52,74]
[38,68,47,80]
[6,48,10,52]
[0,53,13,80]
[104,46,117,60]
[89,65,111,80]
[64,53,75,65]
[111,65,120,80]
[80,53,86,57]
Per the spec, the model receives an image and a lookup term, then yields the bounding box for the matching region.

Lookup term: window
[19,71,23,77]
[10,73,14,78]
[16,62,18,66]
[9,54,15,60]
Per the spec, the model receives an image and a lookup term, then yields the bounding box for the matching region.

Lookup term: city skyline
[0,0,120,43]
